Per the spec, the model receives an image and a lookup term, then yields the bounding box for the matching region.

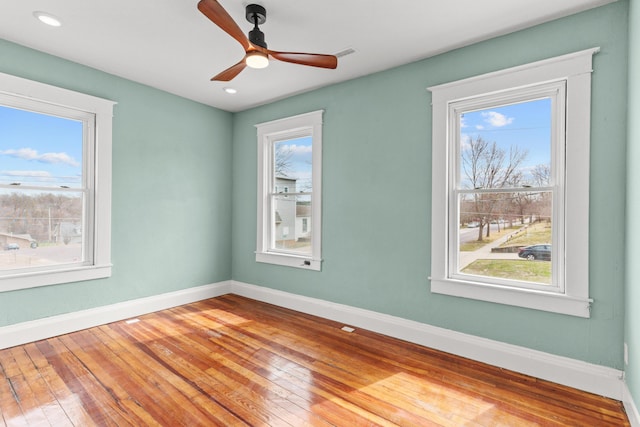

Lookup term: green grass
[499,222,552,248]
[462,259,551,284]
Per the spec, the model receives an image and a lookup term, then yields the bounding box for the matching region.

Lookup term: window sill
[0,264,112,292]
[430,277,592,318]
[256,252,321,271]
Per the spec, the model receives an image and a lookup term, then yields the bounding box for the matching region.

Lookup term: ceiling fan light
[245,52,269,69]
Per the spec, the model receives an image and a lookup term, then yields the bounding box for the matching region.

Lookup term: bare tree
[530,163,552,223]
[531,164,551,186]
[461,136,527,241]
[274,144,294,178]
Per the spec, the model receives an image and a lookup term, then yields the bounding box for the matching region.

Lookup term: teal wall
[0,1,633,377]
[0,40,233,326]
[626,0,639,407]
[232,2,629,368]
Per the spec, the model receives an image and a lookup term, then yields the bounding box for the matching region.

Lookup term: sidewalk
[458,228,522,269]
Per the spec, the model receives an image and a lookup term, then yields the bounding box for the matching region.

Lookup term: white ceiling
[0,0,616,112]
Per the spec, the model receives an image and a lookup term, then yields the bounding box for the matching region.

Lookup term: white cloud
[2,170,52,177]
[1,148,38,160]
[280,144,312,155]
[460,133,472,150]
[481,111,514,127]
[0,148,80,167]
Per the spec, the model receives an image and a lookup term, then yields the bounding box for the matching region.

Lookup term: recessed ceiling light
[223,87,237,94]
[33,11,62,27]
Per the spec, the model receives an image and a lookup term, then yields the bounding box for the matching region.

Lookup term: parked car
[518,244,551,261]
[5,243,19,250]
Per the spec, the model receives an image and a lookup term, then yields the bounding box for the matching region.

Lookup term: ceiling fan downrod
[246,4,267,48]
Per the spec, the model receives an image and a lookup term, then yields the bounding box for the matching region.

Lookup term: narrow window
[256,110,323,270]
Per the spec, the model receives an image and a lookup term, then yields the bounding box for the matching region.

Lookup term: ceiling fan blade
[269,51,338,69]
[198,0,252,51]
[212,59,247,81]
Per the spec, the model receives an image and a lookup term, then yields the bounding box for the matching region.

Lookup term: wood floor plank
[194,299,557,425]
[169,305,452,426]
[22,342,97,426]
[109,319,278,426]
[0,294,630,426]
[8,345,72,427]
[34,338,131,427]
[210,296,628,426]
[91,325,238,426]
[164,305,404,427]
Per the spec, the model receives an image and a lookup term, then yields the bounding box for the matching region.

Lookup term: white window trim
[428,48,598,318]
[0,72,115,292]
[256,110,323,271]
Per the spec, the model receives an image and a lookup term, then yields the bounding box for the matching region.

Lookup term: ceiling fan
[197,0,338,81]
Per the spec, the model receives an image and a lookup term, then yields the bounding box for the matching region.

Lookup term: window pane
[458,191,552,285]
[271,136,313,255]
[271,194,312,255]
[456,97,553,287]
[273,137,312,193]
[459,98,552,189]
[0,105,84,188]
[0,189,85,272]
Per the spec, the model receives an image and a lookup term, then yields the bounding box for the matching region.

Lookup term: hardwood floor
[0,294,630,426]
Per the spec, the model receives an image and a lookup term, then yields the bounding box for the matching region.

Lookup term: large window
[256,110,323,270]
[428,49,597,317]
[0,72,114,291]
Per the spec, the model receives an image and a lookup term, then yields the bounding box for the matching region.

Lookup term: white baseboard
[231,280,626,401]
[625,382,640,427]
[0,278,632,409]
[0,281,232,350]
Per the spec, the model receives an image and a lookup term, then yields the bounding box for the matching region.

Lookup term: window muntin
[0,71,114,291]
[256,110,322,270]
[428,48,597,317]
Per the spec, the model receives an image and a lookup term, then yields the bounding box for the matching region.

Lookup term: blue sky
[275,136,312,192]
[460,97,551,177]
[0,105,83,188]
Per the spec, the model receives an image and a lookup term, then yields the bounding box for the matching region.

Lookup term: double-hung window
[256,110,323,270]
[428,49,598,317]
[0,72,114,292]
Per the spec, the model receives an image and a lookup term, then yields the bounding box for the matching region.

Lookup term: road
[459,224,503,244]
[0,244,82,270]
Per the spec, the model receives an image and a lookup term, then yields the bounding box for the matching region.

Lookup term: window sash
[446,83,565,293]
[450,188,558,291]
[267,192,313,256]
[256,110,323,271]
